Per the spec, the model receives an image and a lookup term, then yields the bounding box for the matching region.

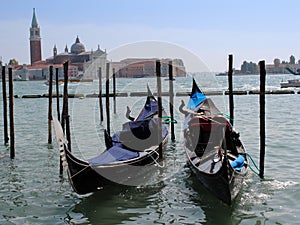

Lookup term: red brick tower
[30,8,42,65]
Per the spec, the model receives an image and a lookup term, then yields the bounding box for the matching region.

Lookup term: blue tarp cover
[230,155,245,171]
[118,118,168,151]
[187,92,207,110]
[88,146,139,166]
[136,100,158,119]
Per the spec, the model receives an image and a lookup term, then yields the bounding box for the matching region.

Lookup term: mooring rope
[162,115,177,124]
[144,149,165,168]
[214,112,233,121]
[240,152,260,176]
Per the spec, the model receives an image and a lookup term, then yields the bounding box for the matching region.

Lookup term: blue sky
[1,0,300,72]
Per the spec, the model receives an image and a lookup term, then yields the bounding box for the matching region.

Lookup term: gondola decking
[180,79,248,204]
[54,87,168,194]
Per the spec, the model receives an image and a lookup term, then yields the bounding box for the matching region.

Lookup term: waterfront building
[12,9,186,80]
[112,58,186,78]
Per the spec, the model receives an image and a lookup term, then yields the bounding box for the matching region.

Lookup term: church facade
[14,9,107,80]
[13,9,185,81]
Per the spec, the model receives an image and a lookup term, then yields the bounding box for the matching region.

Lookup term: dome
[70,36,85,54]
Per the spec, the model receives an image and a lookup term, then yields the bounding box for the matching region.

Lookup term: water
[0,74,299,224]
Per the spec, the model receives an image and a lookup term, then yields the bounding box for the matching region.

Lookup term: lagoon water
[0,74,299,224]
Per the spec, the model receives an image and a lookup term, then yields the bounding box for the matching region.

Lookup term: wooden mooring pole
[8,67,15,159]
[113,68,116,114]
[98,67,103,123]
[55,67,60,122]
[64,62,71,153]
[60,61,71,175]
[156,60,163,159]
[228,54,234,126]
[106,63,110,135]
[48,66,53,147]
[168,61,175,141]
[2,66,9,145]
[259,60,266,179]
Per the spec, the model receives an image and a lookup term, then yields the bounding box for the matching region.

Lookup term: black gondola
[180,79,248,204]
[53,87,168,194]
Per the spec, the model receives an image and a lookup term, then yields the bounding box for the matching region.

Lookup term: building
[112,58,186,78]
[14,9,107,80]
[29,8,42,65]
[12,9,186,80]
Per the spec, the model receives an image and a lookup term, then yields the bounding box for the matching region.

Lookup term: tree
[8,58,19,66]
[241,61,258,74]
[274,58,280,67]
[289,55,295,64]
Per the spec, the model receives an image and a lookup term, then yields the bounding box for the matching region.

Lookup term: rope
[240,152,260,176]
[214,112,233,121]
[162,115,177,124]
[144,149,165,168]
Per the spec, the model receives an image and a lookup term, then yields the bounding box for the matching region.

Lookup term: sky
[1,0,300,72]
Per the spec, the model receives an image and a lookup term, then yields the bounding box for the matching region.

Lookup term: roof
[13,62,78,70]
[31,8,38,27]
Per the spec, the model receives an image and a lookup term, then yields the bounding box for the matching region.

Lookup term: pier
[15,89,300,99]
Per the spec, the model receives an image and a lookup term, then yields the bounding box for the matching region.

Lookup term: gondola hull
[182,79,248,204]
[186,147,247,204]
[54,86,169,195]
[64,137,168,195]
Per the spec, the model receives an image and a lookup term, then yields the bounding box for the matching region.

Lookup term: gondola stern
[192,78,202,95]
[146,84,157,102]
[187,79,207,110]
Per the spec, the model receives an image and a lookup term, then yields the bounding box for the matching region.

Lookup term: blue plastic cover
[187,91,207,110]
[88,146,139,166]
[118,118,168,151]
[230,155,245,171]
[136,98,158,120]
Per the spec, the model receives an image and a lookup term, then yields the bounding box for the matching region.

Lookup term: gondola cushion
[87,146,139,166]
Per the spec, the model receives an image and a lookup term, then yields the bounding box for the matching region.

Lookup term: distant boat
[58,77,93,83]
[216,72,228,76]
[283,67,300,87]
[164,78,176,81]
[44,80,63,86]
[13,75,27,81]
[280,79,300,88]
[132,74,149,78]
[285,67,300,75]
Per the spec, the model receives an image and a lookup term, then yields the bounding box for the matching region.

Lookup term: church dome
[70,36,85,54]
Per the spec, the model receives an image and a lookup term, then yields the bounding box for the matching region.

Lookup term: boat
[280,79,300,88]
[164,78,176,81]
[180,79,248,204]
[53,87,168,194]
[44,79,63,86]
[215,72,228,76]
[285,67,300,75]
[57,77,94,83]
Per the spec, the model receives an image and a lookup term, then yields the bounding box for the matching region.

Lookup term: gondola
[53,87,168,194]
[180,79,248,204]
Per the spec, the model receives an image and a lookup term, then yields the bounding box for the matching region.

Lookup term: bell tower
[30,8,42,65]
